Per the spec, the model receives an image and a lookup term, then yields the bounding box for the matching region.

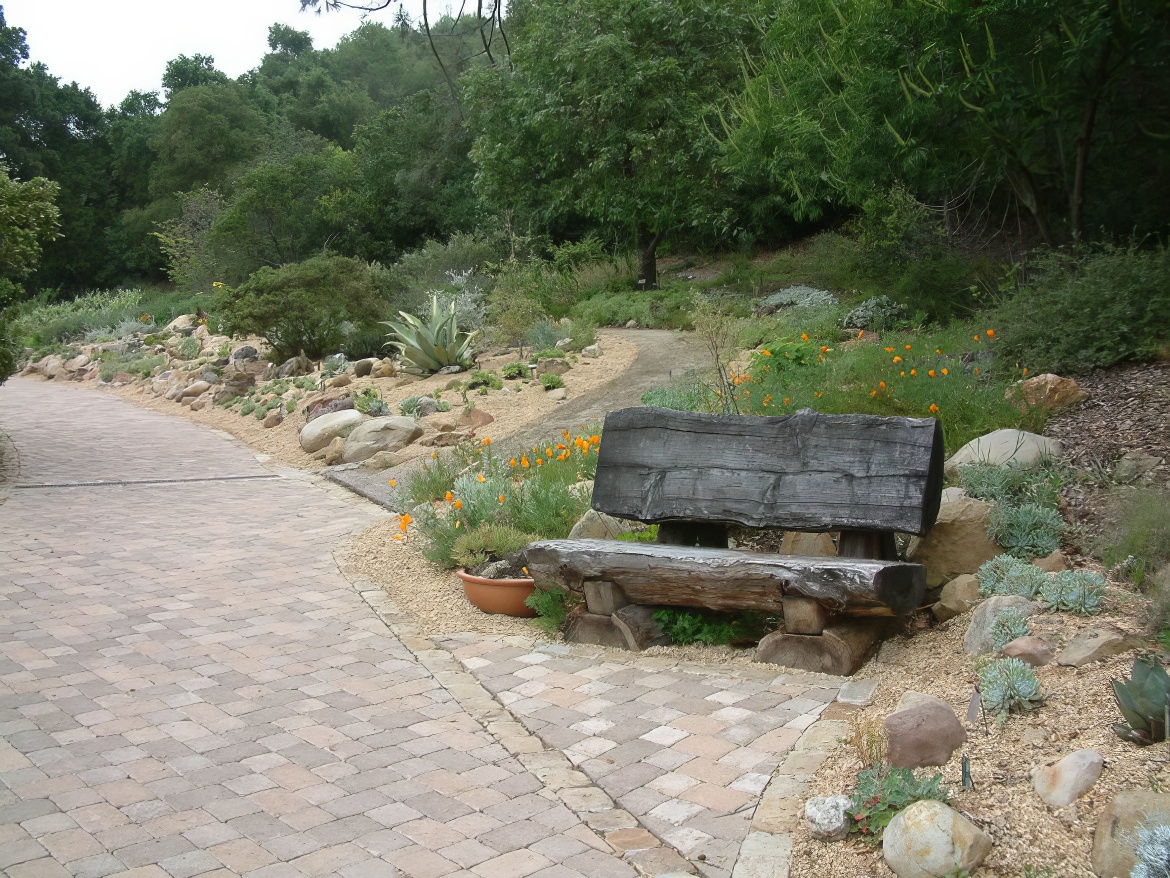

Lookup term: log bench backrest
[592,407,944,536]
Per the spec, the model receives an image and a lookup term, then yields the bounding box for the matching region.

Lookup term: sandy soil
[98,330,637,469]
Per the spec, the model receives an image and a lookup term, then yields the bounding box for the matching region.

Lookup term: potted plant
[451,523,540,616]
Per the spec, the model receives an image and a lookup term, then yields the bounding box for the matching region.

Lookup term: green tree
[162,54,229,98]
[465,0,757,288]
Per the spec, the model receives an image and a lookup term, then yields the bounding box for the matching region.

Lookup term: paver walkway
[435,637,841,878]
[0,380,635,878]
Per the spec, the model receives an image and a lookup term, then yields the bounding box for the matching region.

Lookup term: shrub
[527,318,563,351]
[176,336,200,360]
[987,503,1065,559]
[989,608,1030,651]
[979,657,1043,716]
[404,452,463,504]
[641,374,713,412]
[842,295,908,331]
[652,608,738,646]
[995,244,1170,375]
[567,320,597,350]
[342,325,388,360]
[525,588,570,637]
[540,373,565,390]
[1039,570,1106,615]
[466,370,503,390]
[219,254,382,360]
[1096,487,1170,587]
[757,285,836,313]
[848,767,949,841]
[501,362,527,380]
[958,462,1062,509]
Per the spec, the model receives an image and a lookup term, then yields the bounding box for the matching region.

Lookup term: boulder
[547,387,568,401]
[1002,636,1055,666]
[1056,626,1142,668]
[894,691,952,714]
[804,796,851,842]
[459,407,495,429]
[304,394,353,422]
[165,314,194,332]
[569,509,640,540]
[230,345,258,362]
[323,436,347,466]
[262,409,284,429]
[325,373,352,389]
[180,380,211,399]
[1032,749,1103,808]
[1010,373,1088,413]
[1033,551,1069,573]
[1092,792,1170,878]
[883,701,966,769]
[963,596,1038,655]
[39,355,65,380]
[340,416,424,464]
[277,355,313,378]
[416,396,439,417]
[419,431,469,448]
[353,358,378,378]
[907,492,1002,587]
[1114,451,1162,485]
[555,337,573,350]
[932,574,980,622]
[945,429,1061,474]
[780,532,837,557]
[373,358,397,379]
[299,409,364,453]
[363,450,405,470]
[883,800,992,878]
[187,392,212,412]
[582,344,601,358]
[535,357,571,377]
[64,353,90,372]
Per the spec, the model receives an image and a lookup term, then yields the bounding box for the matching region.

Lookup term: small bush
[848,766,949,841]
[641,375,713,413]
[652,608,738,646]
[176,336,200,360]
[979,657,1043,716]
[452,523,540,569]
[990,608,1030,651]
[987,503,1065,559]
[466,370,503,390]
[399,396,422,417]
[567,320,597,350]
[525,587,570,637]
[842,295,908,331]
[404,453,463,504]
[1097,487,1170,587]
[501,361,527,380]
[959,463,1062,509]
[526,319,563,351]
[757,285,836,313]
[540,373,565,390]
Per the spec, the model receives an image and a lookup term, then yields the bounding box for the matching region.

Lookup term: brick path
[435,637,841,878]
[0,380,636,878]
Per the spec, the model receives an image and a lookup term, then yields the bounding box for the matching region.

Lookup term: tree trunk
[636,223,661,290]
[1070,37,1114,241]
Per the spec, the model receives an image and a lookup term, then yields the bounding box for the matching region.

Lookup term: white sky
[4,0,434,107]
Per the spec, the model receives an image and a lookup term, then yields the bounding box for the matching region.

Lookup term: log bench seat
[522,406,945,675]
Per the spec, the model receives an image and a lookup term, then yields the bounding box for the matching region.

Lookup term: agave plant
[1113,654,1170,745]
[382,295,476,374]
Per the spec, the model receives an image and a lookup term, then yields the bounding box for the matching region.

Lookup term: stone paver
[0,379,634,878]
[434,635,841,877]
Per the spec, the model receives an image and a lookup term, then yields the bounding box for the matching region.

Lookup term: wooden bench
[523,406,944,675]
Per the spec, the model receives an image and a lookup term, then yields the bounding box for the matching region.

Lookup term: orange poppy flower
[910,369,918,377]
[928,370,936,378]
[388,479,397,488]
[893,356,902,363]
[941,368,948,376]
[445,491,453,502]
[453,500,463,510]
[929,404,940,413]
[986,329,995,338]
[477,474,486,483]
[498,495,506,504]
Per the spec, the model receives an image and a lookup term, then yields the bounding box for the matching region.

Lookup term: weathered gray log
[524,539,925,616]
[564,606,626,649]
[584,581,628,615]
[612,605,670,651]
[782,596,829,635]
[756,619,892,676]
[592,407,944,536]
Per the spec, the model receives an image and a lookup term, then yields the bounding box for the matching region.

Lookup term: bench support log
[524,539,925,617]
[756,618,892,676]
[782,596,829,635]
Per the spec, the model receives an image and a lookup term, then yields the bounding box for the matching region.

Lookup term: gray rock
[437,364,463,375]
[262,409,284,429]
[883,800,992,878]
[1003,636,1055,666]
[230,345,258,361]
[1056,625,1142,668]
[1032,749,1103,808]
[884,701,966,769]
[1115,451,1162,484]
[582,344,601,358]
[200,371,219,384]
[180,380,211,399]
[165,314,194,332]
[325,373,352,389]
[555,338,573,350]
[535,357,571,377]
[625,319,637,328]
[277,355,313,378]
[353,358,379,378]
[187,392,212,412]
[340,416,424,464]
[1033,550,1069,572]
[964,596,1038,655]
[416,397,439,417]
[323,436,347,466]
[804,795,851,841]
[945,429,1061,474]
[1092,791,1170,878]
[362,451,405,471]
[547,387,568,401]
[63,353,90,372]
[932,573,982,622]
[894,691,952,714]
[299,409,364,453]
[907,494,1002,587]
[569,509,639,540]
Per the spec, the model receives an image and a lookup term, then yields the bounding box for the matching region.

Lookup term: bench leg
[782,596,829,635]
[755,618,891,676]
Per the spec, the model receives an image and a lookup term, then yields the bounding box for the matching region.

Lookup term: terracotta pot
[456,569,538,617]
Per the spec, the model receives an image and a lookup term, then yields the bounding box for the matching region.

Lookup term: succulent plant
[990,608,1030,651]
[382,294,476,374]
[979,657,1043,716]
[987,502,1065,559]
[1113,654,1170,745]
[1132,823,1170,878]
[978,554,1047,598]
[1040,569,1106,615]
